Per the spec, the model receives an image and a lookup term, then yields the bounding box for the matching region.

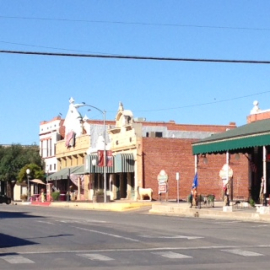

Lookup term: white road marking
[214,221,242,224]
[36,220,53,224]
[0,255,34,264]
[78,253,114,261]
[10,244,270,255]
[58,219,106,224]
[152,251,192,259]
[140,235,203,240]
[221,249,263,257]
[72,226,139,242]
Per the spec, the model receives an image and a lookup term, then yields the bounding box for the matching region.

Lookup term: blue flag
[192,173,198,189]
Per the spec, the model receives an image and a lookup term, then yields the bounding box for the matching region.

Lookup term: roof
[192,118,270,155]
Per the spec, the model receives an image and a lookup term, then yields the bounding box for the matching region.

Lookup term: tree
[0,144,44,197]
[18,163,45,183]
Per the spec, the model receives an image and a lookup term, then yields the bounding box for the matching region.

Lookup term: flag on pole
[98,150,113,167]
[97,150,104,167]
[192,173,198,189]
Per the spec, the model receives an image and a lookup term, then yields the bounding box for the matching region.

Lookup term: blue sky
[1,1,270,145]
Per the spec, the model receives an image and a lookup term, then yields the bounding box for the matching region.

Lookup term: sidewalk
[18,199,270,222]
[27,200,153,212]
[149,200,270,222]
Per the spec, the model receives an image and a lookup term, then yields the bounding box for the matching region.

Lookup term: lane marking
[9,244,270,255]
[152,251,192,259]
[214,221,242,224]
[221,249,263,257]
[78,253,114,261]
[36,220,53,225]
[0,255,34,264]
[140,235,203,240]
[57,219,107,224]
[72,226,139,242]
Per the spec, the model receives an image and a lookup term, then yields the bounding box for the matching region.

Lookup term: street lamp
[26,168,31,201]
[82,103,107,203]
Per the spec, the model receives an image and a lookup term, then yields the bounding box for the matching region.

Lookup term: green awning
[192,118,270,155]
[114,153,134,173]
[47,166,85,180]
[47,168,69,181]
[71,165,85,175]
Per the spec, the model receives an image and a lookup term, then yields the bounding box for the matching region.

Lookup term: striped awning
[114,153,134,173]
[85,154,115,173]
[72,165,85,175]
[47,166,84,181]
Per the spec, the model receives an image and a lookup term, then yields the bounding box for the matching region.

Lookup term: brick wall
[247,111,270,123]
[142,137,249,201]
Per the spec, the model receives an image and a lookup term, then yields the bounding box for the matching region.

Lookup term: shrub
[95,189,104,196]
[249,198,255,207]
[52,191,60,201]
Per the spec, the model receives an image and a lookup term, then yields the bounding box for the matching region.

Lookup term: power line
[1,49,270,64]
[136,90,270,113]
[0,15,269,31]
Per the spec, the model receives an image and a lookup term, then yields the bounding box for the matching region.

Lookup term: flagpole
[103,110,107,203]
[82,103,107,203]
[195,155,198,174]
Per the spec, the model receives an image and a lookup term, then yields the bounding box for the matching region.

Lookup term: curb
[149,203,270,222]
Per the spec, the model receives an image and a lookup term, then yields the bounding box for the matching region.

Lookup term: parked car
[0,194,11,205]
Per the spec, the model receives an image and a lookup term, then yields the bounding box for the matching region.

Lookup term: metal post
[103,110,107,203]
[176,172,180,203]
[26,168,31,201]
[79,103,107,203]
[27,175,30,201]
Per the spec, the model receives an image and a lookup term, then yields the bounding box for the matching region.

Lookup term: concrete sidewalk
[149,201,270,222]
[17,199,270,222]
[26,200,153,212]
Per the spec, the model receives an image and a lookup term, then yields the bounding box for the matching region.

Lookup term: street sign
[158,183,167,194]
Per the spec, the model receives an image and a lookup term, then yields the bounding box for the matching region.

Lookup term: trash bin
[60,194,66,201]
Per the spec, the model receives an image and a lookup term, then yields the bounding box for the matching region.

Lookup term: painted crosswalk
[0,255,34,264]
[77,253,114,261]
[151,251,192,259]
[0,249,265,265]
[221,249,263,257]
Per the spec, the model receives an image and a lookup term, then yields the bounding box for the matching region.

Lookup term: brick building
[192,100,270,203]
[44,98,250,202]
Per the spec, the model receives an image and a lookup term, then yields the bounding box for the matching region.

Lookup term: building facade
[41,98,249,202]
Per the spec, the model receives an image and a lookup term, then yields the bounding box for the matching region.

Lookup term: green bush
[249,198,255,207]
[52,191,60,201]
[95,189,104,196]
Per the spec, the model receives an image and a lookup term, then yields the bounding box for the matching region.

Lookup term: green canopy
[192,118,270,155]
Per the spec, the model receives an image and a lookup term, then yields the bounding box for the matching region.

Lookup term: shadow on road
[0,211,43,219]
[0,233,36,248]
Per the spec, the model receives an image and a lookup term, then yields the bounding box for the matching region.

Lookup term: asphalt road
[1,204,270,270]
